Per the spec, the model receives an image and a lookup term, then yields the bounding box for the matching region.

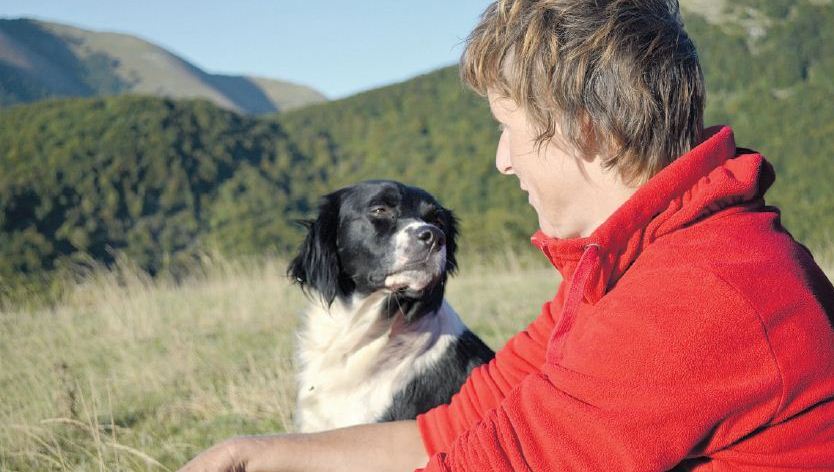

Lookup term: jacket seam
[692,263,787,424]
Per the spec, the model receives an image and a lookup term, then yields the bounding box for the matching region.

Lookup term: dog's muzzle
[415,225,446,250]
[382,223,447,293]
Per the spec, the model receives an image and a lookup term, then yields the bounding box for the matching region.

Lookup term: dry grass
[0,255,306,471]
[2,248,831,471]
[0,252,556,471]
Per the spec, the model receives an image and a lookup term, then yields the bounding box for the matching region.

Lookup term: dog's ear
[288,191,342,305]
[443,208,459,275]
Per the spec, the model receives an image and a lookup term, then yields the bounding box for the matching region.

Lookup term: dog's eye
[425,210,445,228]
[370,206,390,217]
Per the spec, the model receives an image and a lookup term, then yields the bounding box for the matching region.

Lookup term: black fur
[288,190,352,305]
[378,330,495,421]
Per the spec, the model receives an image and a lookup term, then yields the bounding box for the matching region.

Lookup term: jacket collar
[531,125,774,304]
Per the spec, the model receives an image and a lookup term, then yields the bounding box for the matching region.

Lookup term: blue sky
[0,0,493,98]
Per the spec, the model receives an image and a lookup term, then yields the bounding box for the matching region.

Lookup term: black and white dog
[288,180,494,433]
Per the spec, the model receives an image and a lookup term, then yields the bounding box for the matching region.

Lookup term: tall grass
[2,247,831,471]
[0,251,556,471]
[0,255,306,471]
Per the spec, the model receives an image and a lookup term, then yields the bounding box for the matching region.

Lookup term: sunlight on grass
[0,252,556,470]
[2,248,831,471]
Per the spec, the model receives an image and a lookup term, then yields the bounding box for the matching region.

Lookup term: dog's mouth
[383,269,439,293]
[367,247,447,296]
[379,254,446,295]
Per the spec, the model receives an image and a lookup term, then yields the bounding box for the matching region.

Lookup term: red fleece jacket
[416,126,834,471]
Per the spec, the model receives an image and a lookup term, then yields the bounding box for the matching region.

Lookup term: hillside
[684,1,834,248]
[276,0,834,253]
[0,96,315,300]
[275,66,535,253]
[0,18,326,113]
[1,0,832,303]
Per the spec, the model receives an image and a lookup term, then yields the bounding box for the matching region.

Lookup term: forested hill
[0,18,326,113]
[683,0,834,248]
[276,0,834,253]
[1,0,832,302]
[0,97,312,297]
[274,66,534,253]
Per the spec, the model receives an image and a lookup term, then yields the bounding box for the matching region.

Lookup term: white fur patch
[385,220,446,292]
[392,221,423,268]
[294,295,465,433]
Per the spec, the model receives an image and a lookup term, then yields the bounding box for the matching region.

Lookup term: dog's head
[288,180,458,311]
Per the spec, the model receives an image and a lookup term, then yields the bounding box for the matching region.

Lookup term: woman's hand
[178,435,279,472]
[177,421,427,472]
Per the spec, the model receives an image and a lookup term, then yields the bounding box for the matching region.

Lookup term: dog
[288,180,495,433]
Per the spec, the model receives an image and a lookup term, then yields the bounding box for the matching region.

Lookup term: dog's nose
[417,226,445,248]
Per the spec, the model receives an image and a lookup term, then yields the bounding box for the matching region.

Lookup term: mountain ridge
[0,18,326,114]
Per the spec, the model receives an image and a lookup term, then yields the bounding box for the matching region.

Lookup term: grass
[2,248,831,471]
[0,251,556,471]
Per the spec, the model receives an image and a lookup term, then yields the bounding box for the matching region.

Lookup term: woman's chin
[538,221,561,239]
[539,220,582,240]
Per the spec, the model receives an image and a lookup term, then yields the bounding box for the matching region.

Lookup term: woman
[180,1,834,470]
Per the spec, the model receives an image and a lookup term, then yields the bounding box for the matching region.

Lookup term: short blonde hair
[462,0,705,183]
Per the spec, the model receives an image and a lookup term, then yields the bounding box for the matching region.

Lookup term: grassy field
[2,249,832,471]
[0,253,557,471]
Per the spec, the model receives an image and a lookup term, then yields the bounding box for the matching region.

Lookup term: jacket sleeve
[416,281,567,455]
[417,268,783,471]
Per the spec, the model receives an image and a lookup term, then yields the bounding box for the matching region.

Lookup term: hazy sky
[0,0,493,98]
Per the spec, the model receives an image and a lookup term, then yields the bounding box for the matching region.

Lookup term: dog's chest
[296,339,412,432]
[294,298,459,432]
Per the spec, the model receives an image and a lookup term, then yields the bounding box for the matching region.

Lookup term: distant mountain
[0,18,326,114]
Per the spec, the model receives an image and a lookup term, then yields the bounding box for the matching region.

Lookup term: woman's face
[488,92,598,239]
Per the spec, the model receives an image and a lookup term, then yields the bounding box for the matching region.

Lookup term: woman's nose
[495,130,513,175]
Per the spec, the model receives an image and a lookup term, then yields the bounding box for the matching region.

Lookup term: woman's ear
[287,191,342,306]
[578,112,604,163]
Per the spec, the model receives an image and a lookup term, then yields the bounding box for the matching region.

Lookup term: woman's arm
[178,420,426,472]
